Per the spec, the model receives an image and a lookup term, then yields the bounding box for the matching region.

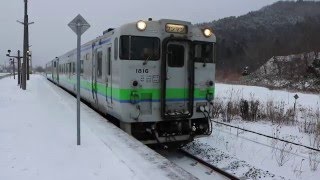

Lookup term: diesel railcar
[46,19,216,146]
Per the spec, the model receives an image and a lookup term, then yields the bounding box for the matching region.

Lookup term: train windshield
[194,42,215,63]
[120,36,160,60]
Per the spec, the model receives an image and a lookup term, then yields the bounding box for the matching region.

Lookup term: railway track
[158,149,239,180]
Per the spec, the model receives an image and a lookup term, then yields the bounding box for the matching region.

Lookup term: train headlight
[136,21,147,31]
[203,28,212,37]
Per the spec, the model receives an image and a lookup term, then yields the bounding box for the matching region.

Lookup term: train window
[119,36,160,60]
[119,36,129,59]
[168,44,185,67]
[97,51,103,78]
[114,38,118,60]
[73,62,76,73]
[194,42,214,63]
[54,61,56,67]
[108,47,111,75]
[131,36,160,60]
[80,60,84,74]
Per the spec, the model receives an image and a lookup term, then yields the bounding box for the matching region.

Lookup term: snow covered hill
[241,51,320,92]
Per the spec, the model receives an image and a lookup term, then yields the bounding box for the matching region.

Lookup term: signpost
[68,14,90,145]
[293,94,299,113]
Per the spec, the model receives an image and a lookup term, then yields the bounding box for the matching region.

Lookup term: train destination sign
[165,24,188,34]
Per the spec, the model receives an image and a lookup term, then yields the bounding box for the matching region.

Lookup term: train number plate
[136,68,149,74]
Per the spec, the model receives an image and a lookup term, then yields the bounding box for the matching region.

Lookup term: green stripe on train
[58,76,214,100]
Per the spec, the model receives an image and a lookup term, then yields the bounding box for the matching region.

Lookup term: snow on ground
[0,75,196,180]
[185,83,320,180]
[215,83,320,109]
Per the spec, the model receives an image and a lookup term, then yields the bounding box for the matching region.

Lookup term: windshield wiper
[143,55,151,65]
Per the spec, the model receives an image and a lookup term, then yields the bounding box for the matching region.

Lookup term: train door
[51,61,54,80]
[92,48,102,105]
[68,63,71,79]
[56,59,59,84]
[161,41,194,119]
[105,45,113,107]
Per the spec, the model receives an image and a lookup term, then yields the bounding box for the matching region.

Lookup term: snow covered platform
[0,75,196,180]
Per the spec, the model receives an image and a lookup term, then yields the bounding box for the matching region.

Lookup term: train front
[118,19,216,146]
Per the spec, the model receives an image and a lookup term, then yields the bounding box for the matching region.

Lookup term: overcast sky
[0,0,280,67]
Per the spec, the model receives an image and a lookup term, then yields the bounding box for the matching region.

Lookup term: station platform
[0,75,196,180]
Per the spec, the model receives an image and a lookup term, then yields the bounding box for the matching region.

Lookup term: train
[46,18,216,147]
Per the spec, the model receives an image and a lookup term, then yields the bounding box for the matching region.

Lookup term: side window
[97,51,103,78]
[119,36,129,59]
[73,62,76,73]
[214,43,217,63]
[108,47,111,75]
[80,60,84,74]
[69,63,71,74]
[194,43,214,63]
[114,38,118,60]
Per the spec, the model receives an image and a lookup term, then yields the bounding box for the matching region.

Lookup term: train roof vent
[103,28,114,35]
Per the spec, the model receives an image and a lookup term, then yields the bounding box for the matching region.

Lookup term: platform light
[203,28,212,37]
[137,20,147,31]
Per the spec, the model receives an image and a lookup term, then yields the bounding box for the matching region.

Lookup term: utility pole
[18,50,21,86]
[6,50,23,87]
[23,0,28,87]
[12,59,16,79]
[25,0,30,80]
[17,0,34,89]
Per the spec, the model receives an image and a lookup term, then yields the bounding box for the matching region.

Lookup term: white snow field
[0,75,196,180]
[184,83,320,179]
[215,83,320,108]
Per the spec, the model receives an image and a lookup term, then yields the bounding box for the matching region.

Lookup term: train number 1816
[136,69,149,74]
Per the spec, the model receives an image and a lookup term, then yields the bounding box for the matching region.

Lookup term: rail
[179,149,240,180]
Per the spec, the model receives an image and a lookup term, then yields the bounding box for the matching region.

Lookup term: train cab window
[168,44,185,67]
[120,36,160,60]
[114,38,118,60]
[97,51,103,78]
[194,42,214,63]
[54,61,56,68]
